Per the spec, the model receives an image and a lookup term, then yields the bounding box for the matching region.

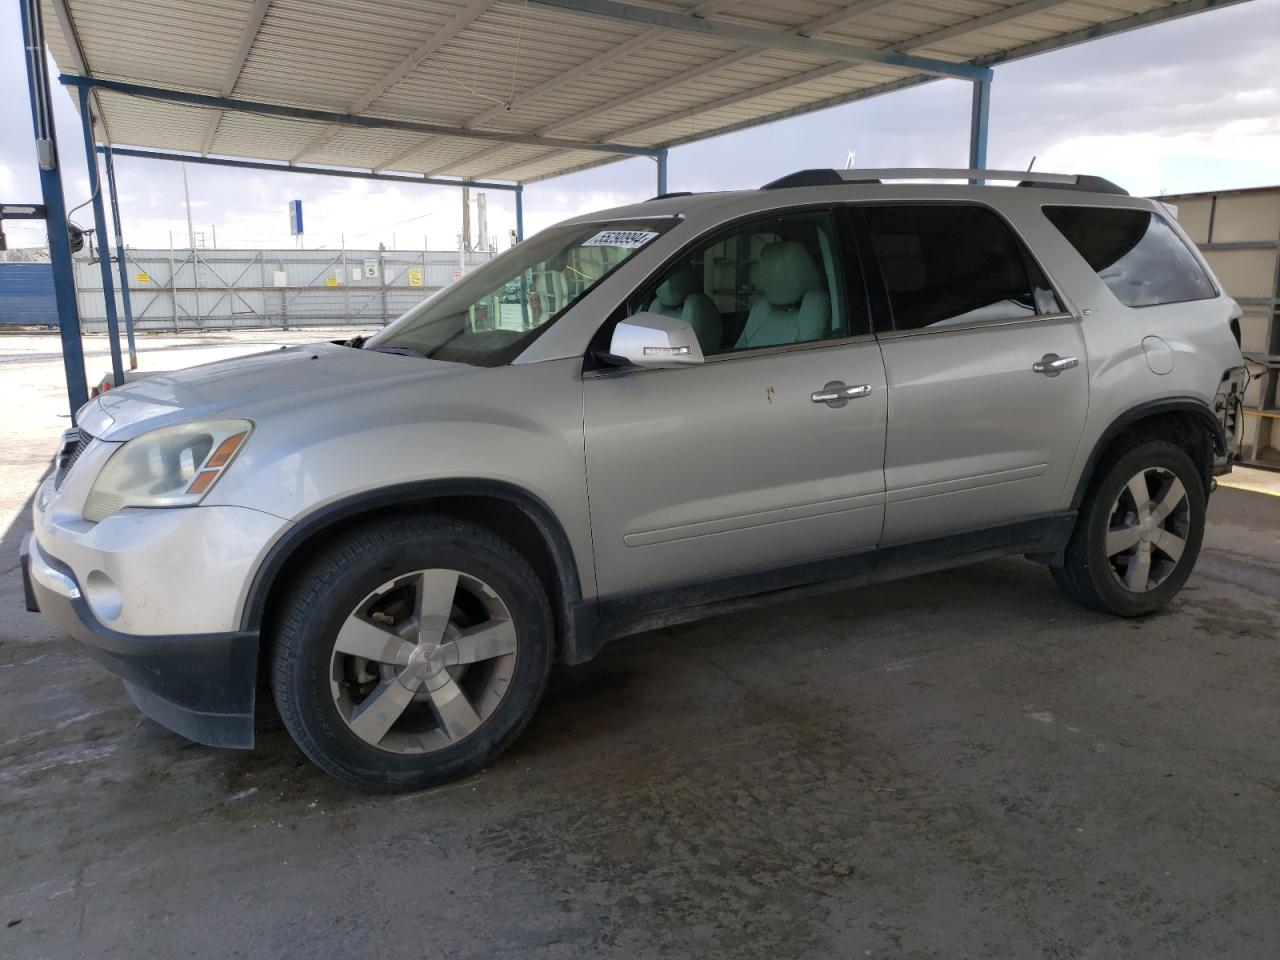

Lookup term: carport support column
[19,0,88,417]
[515,183,524,242]
[968,77,991,180]
[76,84,125,387]
[656,149,668,196]
[102,143,137,369]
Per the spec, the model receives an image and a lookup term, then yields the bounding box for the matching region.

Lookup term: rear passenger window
[1043,206,1216,307]
[863,204,1061,332]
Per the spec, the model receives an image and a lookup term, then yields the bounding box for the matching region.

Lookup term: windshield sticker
[584,229,660,248]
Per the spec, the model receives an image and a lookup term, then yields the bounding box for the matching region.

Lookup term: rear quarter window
[1042,205,1216,308]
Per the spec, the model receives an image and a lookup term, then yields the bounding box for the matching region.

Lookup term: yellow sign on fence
[408,267,423,288]
[135,272,150,283]
[325,276,338,287]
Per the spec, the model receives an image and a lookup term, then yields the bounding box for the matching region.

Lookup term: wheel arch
[241,479,592,664]
[1070,397,1225,511]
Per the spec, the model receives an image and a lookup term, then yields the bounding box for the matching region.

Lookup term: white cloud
[1035,117,1280,196]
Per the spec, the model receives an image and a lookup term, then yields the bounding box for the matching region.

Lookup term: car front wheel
[1052,439,1206,616]
[271,516,553,792]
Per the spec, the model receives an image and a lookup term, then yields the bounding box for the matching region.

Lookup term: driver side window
[634,210,850,356]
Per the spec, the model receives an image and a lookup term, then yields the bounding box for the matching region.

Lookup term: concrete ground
[2,330,1279,959]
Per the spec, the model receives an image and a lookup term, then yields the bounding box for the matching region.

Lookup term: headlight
[83,419,252,522]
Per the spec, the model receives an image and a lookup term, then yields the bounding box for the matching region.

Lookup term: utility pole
[181,162,195,250]
[461,185,472,252]
[476,192,488,254]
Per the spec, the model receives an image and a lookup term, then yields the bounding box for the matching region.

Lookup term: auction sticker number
[584,230,659,248]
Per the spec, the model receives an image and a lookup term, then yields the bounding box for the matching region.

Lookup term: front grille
[53,427,93,490]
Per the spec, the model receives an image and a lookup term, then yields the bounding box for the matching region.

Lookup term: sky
[2,0,1278,253]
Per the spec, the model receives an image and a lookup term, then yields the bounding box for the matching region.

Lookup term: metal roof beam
[794,0,903,36]
[648,0,1256,153]
[604,59,855,141]
[199,0,272,155]
[535,0,903,137]
[527,0,992,81]
[465,0,742,130]
[468,149,556,181]
[520,0,1256,183]
[375,139,451,175]
[599,0,1059,143]
[58,74,659,158]
[198,0,271,155]
[421,144,497,177]
[900,0,1068,53]
[292,0,499,164]
[972,0,1255,68]
[539,45,757,136]
[49,0,111,142]
[97,146,521,191]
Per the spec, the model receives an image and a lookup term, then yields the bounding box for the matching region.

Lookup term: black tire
[1052,439,1205,616]
[270,515,553,792]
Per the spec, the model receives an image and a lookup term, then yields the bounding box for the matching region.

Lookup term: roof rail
[761,168,1128,196]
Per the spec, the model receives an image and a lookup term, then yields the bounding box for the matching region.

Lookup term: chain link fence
[70,246,496,333]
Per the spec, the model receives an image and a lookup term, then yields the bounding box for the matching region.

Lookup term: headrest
[654,266,698,307]
[757,241,821,307]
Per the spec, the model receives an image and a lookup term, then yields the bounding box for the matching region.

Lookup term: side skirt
[568,511,1077,663]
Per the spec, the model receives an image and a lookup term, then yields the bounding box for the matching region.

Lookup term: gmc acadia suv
[22,168,1248,791]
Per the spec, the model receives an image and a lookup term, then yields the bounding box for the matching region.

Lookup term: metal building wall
[1162,186,1280,467]
[71,247,496,333]
[0,263,57,326]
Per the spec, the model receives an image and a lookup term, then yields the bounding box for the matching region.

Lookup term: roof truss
[49,0,1255,186]
[526,0,992,81]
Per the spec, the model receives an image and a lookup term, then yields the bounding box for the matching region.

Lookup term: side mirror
[607,312,704,369]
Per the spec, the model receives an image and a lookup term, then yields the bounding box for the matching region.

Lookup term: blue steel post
[102,143,137,369]
[19,0,88,417]
[968,77,991,182]
[514,184,529,327]
[656,148,668,196]
[76,84,125,387]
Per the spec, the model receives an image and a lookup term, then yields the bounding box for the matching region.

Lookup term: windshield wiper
[367,344,428,358]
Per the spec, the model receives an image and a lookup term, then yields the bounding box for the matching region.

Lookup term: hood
[78,342,467,441]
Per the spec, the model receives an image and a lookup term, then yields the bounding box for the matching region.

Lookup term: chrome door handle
[811,381,872,407]
[1032,354,1079,377]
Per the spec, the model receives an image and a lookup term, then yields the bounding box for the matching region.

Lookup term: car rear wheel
[1052,439,1205,616]
[271,516,553,792]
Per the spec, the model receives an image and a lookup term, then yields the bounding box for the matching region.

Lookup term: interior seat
[646,265,723,351]
[735,241,830,349]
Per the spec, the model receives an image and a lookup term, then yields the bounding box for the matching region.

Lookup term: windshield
[365,219,675,366]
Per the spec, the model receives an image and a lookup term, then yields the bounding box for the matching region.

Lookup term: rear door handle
[811,381,872,407]
[1032,354,1079,377]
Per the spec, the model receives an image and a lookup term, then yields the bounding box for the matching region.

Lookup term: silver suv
[22,169,1248,791]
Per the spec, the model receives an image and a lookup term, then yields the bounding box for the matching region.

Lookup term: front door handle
[811,381,872,407]
[1032,353,1079,377]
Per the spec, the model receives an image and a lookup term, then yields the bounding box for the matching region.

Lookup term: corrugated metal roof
[43,0,1252,184]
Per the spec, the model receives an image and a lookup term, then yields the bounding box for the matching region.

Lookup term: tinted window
[631,210,854,356]
[863,204,1060,331]
[1043,206,1216,307]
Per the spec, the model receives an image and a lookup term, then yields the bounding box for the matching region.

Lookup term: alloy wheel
[1104,466,1191,593]
[328,569,517,754]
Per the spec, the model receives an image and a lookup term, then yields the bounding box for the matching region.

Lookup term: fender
[239,479,591,660]
[1069,397,1226,510]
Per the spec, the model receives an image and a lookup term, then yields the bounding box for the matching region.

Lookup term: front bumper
[22,533,259,748]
